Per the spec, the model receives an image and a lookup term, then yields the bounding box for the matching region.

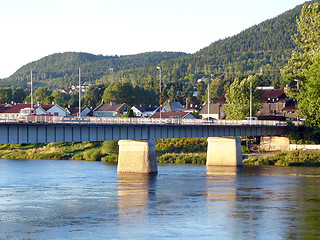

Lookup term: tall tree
[281,2,320,126]
[298,54,320,127]
[224,75,261,120]
[33,87,52,104]
[82,84,105,109]
[0,88,13,103]
[13,87,27,103]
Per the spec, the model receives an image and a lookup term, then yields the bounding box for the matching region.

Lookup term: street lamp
[294,79,299,124]
[250,80,252,124]
[156,66,162,121]
[79,67,81,119]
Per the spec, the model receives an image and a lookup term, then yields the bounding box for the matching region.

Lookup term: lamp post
[156,66,162,121]
[294,79,299,124]
[30,70,33,110]
[250,80,252,124]
[207,81,210,118]
[79,67,81,119]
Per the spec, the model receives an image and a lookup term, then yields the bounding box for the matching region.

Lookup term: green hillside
[1,0,318,96]
[0,51,187,89]
[100,1,314,90]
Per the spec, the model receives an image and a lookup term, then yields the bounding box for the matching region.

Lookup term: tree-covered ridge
[0,51,188,89]
[101,1,312,90]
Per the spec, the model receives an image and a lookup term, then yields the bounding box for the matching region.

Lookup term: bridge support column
[207,137,243,167]
[117,140,158,173]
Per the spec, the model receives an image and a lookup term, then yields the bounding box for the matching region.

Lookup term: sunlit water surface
[1,159,320,240]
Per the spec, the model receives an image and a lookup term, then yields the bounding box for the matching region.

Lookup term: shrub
[102,141,119,154]
[83,148,102,161]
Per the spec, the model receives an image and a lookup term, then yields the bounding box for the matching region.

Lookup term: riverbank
[243,150,320,166]
[0,140,320,167]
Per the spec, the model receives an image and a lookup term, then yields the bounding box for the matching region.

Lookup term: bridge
[0,116,287,173]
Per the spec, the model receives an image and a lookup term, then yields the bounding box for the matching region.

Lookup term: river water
[1,159,320,240]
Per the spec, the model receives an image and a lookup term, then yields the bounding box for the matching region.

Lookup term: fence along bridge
[0,116,287,173]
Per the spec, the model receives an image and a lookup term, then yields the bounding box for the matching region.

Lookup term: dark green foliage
[156,138,207,153]
[157,153,206,164]
[0,52,187,89]
[244,150,320,166]
[82,84,106,109]
[102,141,119,155]
[285,123,320,144]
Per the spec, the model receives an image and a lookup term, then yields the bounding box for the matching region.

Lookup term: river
[1,159,320,240]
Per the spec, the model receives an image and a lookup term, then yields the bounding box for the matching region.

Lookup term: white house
[131,106,159,118]
[40,104,70,116]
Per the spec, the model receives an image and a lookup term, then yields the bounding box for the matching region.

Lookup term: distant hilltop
[0,1,318,90]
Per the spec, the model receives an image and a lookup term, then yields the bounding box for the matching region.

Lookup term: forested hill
[0,51,187,88]
[2,0,318,90]
[99,1,318,89]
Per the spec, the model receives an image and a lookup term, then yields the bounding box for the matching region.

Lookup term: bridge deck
[0,117,287,144]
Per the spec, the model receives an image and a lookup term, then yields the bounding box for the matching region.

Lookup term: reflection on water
[1,160,320,239]
[117,173,157,213]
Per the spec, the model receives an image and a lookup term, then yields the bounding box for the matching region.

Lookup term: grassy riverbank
[244,150,320,166]
[0,138,207,163]
[1,138,320,167]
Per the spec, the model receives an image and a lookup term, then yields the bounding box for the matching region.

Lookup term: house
[149,111,198,120]
[131,106,159,118]
[215,88,297,120]
[39,104,70,116]
[66,106,91,116]
[162,102,185,112]
[93,103,128,117]
[0,103,47,119]
[282,105,298,119]
[199,103,223,120]
[258,89,287,116]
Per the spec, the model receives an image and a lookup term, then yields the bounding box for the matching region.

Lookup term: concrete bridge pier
[207,137,243,167]
[117,140,158,173]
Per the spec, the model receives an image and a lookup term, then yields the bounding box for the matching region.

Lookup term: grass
[244,150,320,166]
[157,152,206,164]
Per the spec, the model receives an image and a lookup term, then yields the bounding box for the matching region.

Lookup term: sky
[0,0,309,78]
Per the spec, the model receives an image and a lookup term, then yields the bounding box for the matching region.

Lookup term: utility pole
[156,66,162,121]
[30,70,33,110]
[79,68,81,119]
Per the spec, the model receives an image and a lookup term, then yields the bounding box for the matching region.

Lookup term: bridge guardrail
[0,115,288,127]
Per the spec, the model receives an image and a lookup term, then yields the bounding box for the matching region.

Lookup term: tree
[82,84,105,109]
[52,90,70,107]
[281,2,320,87]
[298,54,320,127]
[13,87,27,103]
[0,88,13,103]
[102,81,134,105]
[224,75,261,120]
[281,2,320,126]
[33,87,52,104]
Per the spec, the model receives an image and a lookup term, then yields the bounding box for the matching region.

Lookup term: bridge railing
[0,115,287,126]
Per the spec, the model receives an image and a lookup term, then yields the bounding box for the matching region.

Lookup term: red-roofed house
[0,104,47,118]
[257,89,289,117]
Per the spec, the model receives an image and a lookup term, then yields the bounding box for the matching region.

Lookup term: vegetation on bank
[158,153,206,164]
[0,138,207,163]
[244,150,320,166]
[0,135,319,167]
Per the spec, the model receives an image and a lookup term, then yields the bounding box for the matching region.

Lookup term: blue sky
[0,0,308,78]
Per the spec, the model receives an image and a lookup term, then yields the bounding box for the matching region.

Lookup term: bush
[102,141,119,154]
[244,150,320,166]
[83,148,102,161]
[157,153,206,164]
